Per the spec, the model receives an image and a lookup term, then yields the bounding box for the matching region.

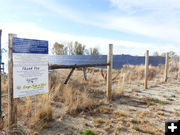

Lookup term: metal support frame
[64,67,76,84]
[49,63,109,84]
[64,67,88,84]
[83,67,87,81]
[49,63,109,70]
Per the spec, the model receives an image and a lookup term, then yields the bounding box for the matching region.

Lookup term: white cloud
[110,0,180,13]
[98,16,180,44]
[28,0,180,45]
[1,22,180,72]
[1,22,180,55]
[107,0,180,44]
[29,0,89,24]
[1,1,180,73]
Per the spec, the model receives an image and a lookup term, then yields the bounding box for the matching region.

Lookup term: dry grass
[93,118,106,127]
[125,65,160,81]
[101,69,121,82]
[95,106,114,114]
[157,111,165,116]
[37,103,52,121]
[1,63,179,135]
[112,72,125,99]
[61,84,94,115]
[49,69,103,115]
[29,94,53,132]
[2,78,8,94]
[0,119,5,130]
[132,123,162,135]
[118,73,125,94]
[113,124,123,135]
[114,111,129,117]
[15,94,53,134]
[26,97,32,114]
[135,110,151,117]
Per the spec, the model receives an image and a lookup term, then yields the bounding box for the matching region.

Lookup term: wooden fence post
[107,44,113,101]
[164,53,169,82]
[8,33,17,131]
[144,50,149,89]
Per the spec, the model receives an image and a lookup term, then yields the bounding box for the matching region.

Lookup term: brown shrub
[2,79,8,94]
[62,85,94,114]
[28,94,53,132]
[169,65,178,72]
[124,65,160,81]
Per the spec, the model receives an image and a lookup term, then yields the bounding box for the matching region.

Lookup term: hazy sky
[1,0,180,59]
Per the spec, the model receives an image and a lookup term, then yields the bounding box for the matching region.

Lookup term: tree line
[52,42,178,60]
[153,51,179,63]
[52,41,99,55]
[153,51,176,57]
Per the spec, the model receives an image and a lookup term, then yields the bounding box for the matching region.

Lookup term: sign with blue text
[12,37,48,98]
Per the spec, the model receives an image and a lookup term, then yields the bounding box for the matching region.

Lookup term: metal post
[83,68,87,81]
[64,67,76,84]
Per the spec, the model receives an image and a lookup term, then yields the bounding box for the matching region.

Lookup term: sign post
[8,33,17,131]
[8,36,48,132]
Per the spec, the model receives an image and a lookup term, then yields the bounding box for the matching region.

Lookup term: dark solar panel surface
[49,55,165,69]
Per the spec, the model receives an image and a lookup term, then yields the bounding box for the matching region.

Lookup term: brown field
[1,64,180,135]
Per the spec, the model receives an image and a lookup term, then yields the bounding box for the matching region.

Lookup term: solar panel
[48,55,165,69]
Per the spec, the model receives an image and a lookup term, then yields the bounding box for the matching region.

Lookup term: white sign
[12,38,48,98]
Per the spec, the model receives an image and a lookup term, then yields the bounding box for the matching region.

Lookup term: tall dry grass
[100,65,162,84]
[26,94,53,133]
[112,72,125,99]
[49,69,100,116]
[2,64,174,133]
[125,65,161,81]
[168,64,179,79]
[2,78,8,95]
[62,85,93,114]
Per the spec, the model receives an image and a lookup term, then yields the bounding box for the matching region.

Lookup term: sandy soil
[41,69,180,135]
[1,67,180,135]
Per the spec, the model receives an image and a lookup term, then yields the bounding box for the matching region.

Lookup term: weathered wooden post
[164,53,169,82]
[144,50,149,89]
[8,33,17,131]
[107,44,113,101]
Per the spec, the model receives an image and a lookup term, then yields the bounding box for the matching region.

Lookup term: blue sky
[1,0,180,58]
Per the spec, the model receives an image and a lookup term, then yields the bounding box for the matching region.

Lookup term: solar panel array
[49,55,165,69]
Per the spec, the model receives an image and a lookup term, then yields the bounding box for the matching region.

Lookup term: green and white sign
[12,37,48,98]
